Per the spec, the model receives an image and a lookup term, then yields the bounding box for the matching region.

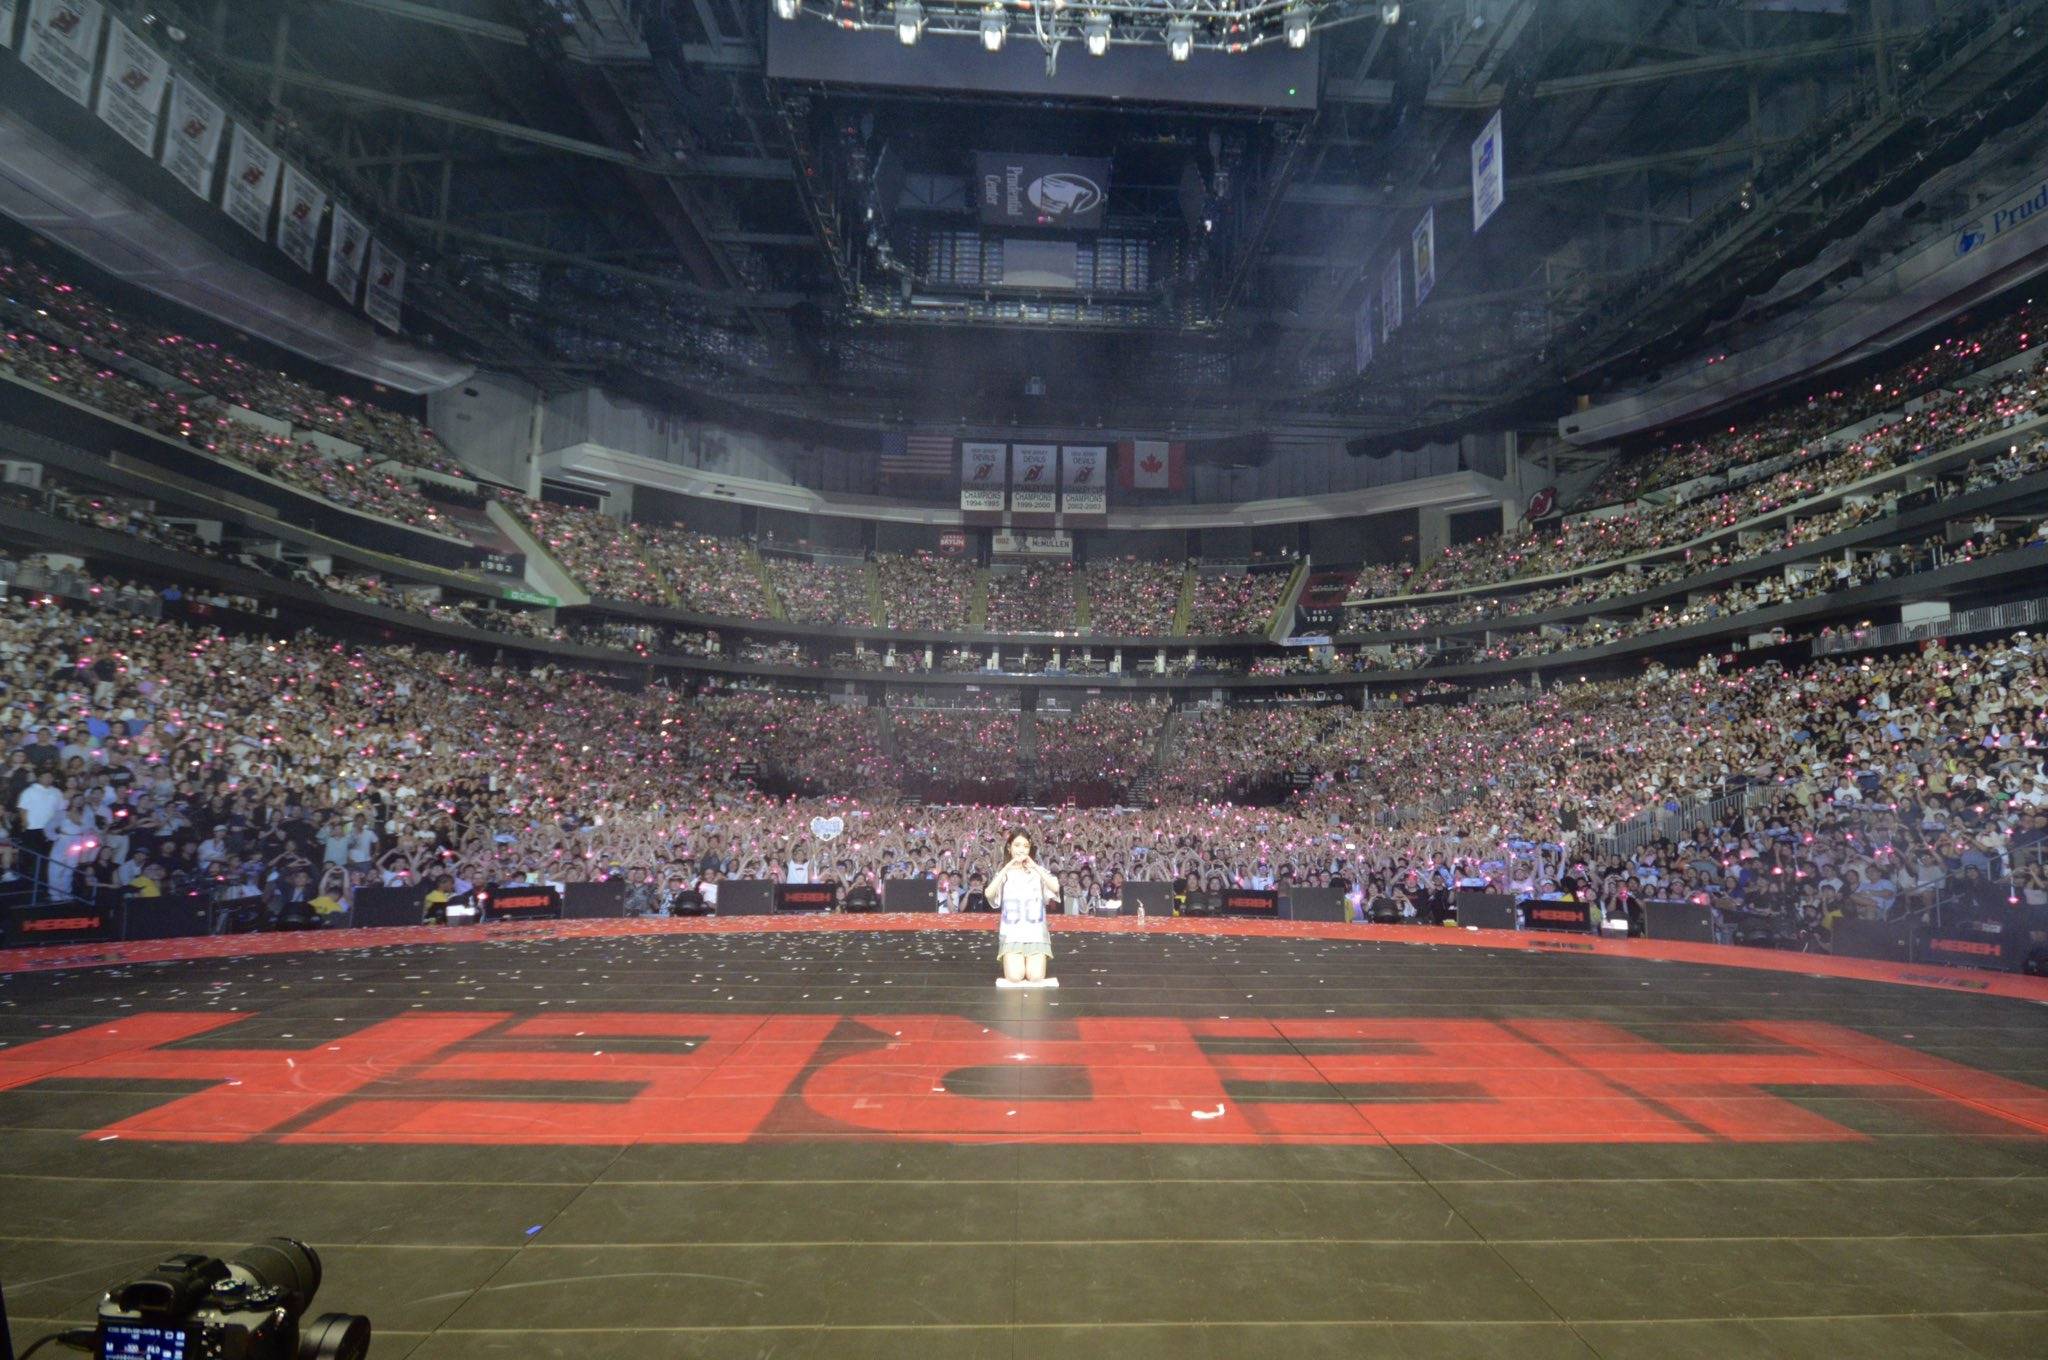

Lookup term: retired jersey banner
[20,0,105,107]
[1472,108,1505,232]
[1010,443,1057,513]
[1412,206,1436,308]
[364,238,405,331]
[275,162,328,273]
[92,16,167,156]
[327,201,370,301]
[1059,445,1106,516]
[960,441,1007,512]
[221,123,280,242]
[1379,253,1403,342]
[159,75,224,200]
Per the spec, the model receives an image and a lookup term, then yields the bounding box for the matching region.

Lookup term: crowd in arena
[1084,557,1184,635]
[1360,337,2045,605]
[762,555,873,627]
[984,562,1078,633]
[1187,566,1291,635]
[3,552,2043,945]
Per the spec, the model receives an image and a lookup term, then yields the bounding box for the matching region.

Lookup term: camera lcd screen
[99,1322,191,1360]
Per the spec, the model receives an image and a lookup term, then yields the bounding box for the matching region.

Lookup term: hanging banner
[1353,295,1374,375]
[275,162,328,274]
[1,1,17,50]
[20,0,105,107]
[327,202,370,301]
[1379,253,1403,342]
[1472,108,1505,233]
[960,441,1007,512]
[159,75,225,201]
[364,238,405,331]
[92,16,168,156]
[1010,443,1057,513]
[220,123,280,242]
[1412,206,1436,308]
[1059,445,1107,516]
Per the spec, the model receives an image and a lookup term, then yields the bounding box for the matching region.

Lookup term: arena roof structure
[125,0,2048,438]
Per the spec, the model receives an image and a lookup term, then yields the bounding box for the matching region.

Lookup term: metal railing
[1812,592,2048,656]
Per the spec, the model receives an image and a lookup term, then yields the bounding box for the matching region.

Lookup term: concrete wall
[428,372,541,491]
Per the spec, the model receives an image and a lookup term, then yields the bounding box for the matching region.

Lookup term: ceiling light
[982,6,1007,51]
[1381,3,1400,22]
[895,0,923,45]
[1084,12,1110,55]
[1167,17,1193,61]
[772,0,799,19]
[1284,5,1310,48]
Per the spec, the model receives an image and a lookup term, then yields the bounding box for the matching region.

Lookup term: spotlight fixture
[1284,5,1310,48]
[981,5,1006,51]
[1167,16,1193,62]
[895,0,923,45]
[1084,11,1110,55]
[772,0,799,18]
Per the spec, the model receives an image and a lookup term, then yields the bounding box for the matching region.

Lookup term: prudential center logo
[1028,173,1104,220]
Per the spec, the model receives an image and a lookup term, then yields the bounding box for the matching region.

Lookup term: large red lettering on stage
[4,1012,2043,1145]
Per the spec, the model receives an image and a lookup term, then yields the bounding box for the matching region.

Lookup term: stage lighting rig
[778,0,1378,60]
[896,0,924,44]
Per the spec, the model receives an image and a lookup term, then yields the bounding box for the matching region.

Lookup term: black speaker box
[1641,899,1716,944]
[119,890,212,941]
[351,885,425,928]
[883,878,939,912]
[1454,891,1519,931]
[717,880,776,916]
[1123,882,1174,917]
[1283,886,1348,922]
[564,880,627,920]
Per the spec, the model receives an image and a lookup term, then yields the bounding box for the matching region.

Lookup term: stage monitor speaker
[351,885,425,928]
[119,890,211,941]
[1284,886,1347,922]
[564,880,627,920]
[1832,917,1913,963]
[718,880,776,916]
[1123,882,1174,917]
[884,878,939,913]
[1454,891,1519,932]
[1641,899,1715,944]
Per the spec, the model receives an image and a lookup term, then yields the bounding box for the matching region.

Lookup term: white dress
[996,868,1053,959]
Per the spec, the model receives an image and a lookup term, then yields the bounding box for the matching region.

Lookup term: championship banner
[1059,445,1106,516]
[92,16,167,156]
[1472,108,1505,232]
[364,238,405,331]
[1412,206,1436,308]
[975,151,1110,230]
[1,0,17,49]
[20,0,105,107]
[159,75,225,201]
[1010,443,1057,513]
[1379,253,1403,342]
[960,441,1007,512]
[327,201,370,301]
[1353,294,1374,374]
[220,123,280,242]
[275,162,328,273]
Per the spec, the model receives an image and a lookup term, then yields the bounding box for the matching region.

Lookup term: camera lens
[298,1312,372,1360]
[227,1238,321,1310]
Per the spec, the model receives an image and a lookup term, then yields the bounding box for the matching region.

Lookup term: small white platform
[995,977,1060,990]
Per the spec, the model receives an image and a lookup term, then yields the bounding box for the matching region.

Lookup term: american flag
[879,432,955,482]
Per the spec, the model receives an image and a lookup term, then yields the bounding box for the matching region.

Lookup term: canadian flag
[1118,440,1185,491]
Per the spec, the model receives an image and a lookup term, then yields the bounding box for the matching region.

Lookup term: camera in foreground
[94,1238,369,1360]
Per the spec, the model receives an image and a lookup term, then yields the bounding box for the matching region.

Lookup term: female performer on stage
[986,830,1057,983]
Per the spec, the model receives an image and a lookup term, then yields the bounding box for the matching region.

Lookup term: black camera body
[94,1240,368,1360]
